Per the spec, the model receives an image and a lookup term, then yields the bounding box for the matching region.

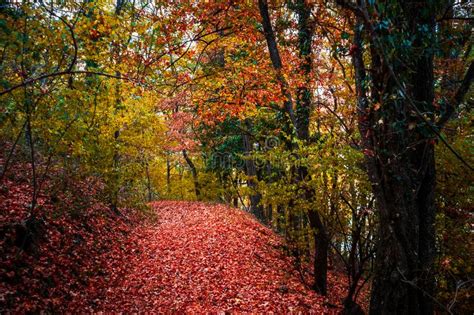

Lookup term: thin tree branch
[437,61,474,129]
[0,70,131,97]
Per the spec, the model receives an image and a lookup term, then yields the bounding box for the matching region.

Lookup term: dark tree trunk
[166,154,171,194]
[110,110,120,215]
[276,204,285,233]
[258,0,328,295]
[308,208,328,294]
[242,122,263,221]
[348,2,440,313]
[182,150,201,200]
[293,0,312,141]
[264,163,275,225]
[258,0,296,127]
[110,0,124,215]
[266,203,273,225]
[294,0,329,295]
[368,146,436,315]
[144,158,153,202]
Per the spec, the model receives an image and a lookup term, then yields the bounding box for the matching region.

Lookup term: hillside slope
[1,180,349,313]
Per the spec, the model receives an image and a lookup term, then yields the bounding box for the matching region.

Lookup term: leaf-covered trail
[95,201,344,313]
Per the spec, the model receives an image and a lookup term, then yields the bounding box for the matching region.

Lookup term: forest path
[94,201,342,313]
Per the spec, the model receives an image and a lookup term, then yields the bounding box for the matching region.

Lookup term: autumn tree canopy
[0,0,472,313]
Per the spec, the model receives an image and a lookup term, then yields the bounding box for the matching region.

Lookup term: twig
[397,267,453,314]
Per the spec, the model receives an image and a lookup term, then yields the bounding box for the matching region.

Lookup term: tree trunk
[182,149,201,200]
[110,128,120,215]
[242,122,264,221]
[293,0,328,295]
[258,0,328,295]
[368,146,436,315]
[166,154,171,194]
[144,157,153,202]
[110,0,124,215]
[348,3,438,313]
[276,204,285,233]
[307,208,328,294]
[266,203,273,225]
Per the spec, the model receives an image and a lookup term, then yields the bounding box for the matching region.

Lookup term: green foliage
[435,111,474,314]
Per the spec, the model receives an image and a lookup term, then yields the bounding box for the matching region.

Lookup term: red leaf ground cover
[93,201,347,313]
[1,165,349,313]
[0,159,144,312]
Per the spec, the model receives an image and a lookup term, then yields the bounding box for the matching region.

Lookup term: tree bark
[166,154,171,194]
[144,157,153,202]
[348,2,439,313]
[182,149,201,200]
[258,0,328,295]
[242,121,264,221]
[110,0,124,215]
[258,0,296,128]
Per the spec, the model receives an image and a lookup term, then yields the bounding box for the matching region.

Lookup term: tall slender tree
[258,0,329,294]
